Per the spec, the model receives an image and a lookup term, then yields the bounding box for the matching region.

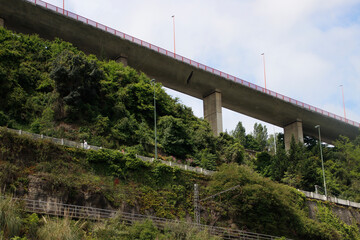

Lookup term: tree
[231,121,246,145]
[252,123,268,151]
[158,115,192,158]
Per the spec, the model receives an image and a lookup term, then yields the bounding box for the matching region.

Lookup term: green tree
[252,123,268,151]
[158,115,192,158]
[231,121,246,145]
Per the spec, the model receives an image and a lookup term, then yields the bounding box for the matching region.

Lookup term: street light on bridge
[315,125,327,197]
[151,79,157,161]
[261,53,267,91]
[172,15,176,55]
[339,85,346,120]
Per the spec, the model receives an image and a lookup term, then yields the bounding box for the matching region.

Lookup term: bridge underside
[1,0,359,150]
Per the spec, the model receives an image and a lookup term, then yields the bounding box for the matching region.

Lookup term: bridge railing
[8,196,288,240]
[24,0,360,129]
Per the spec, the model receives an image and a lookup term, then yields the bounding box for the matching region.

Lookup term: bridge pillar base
[203,90,222,136]
[116,54,128,67]
[284,119,304,151]
[0,18,4,28]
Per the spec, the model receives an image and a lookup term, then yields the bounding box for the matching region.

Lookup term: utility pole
[152,79,157,161]
[194,184,200,224]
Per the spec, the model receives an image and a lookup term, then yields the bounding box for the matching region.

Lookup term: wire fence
[6,127,360,209]
[5,127,214,175]
[7,196,288,240]
[23,0,360,129]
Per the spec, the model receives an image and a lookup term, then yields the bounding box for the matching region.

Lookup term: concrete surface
[203,91,223,136]
[284,120,304,151]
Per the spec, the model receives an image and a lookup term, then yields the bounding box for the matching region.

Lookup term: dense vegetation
[1,27,360,239]
[1,129,360,239]
[231,122,360,201]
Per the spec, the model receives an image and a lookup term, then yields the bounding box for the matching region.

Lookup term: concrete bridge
[1,0,359,150]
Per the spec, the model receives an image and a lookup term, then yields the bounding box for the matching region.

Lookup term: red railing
[27,0,360,128]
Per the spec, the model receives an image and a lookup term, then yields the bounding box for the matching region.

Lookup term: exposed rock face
[307,200,360,225]
[24,175,113,210]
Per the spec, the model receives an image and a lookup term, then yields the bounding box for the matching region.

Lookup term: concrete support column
[116,54,128,67]
[284,119,304,151]
[0,18,4,28]
[203,90,223,136]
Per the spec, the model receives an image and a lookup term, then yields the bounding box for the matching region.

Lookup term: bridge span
[1,0,359,149]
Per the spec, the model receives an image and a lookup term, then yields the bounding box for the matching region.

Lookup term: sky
[41,0,360,135]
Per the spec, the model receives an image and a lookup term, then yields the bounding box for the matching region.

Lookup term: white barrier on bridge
[299,190,360,209]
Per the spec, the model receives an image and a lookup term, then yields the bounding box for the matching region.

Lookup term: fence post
[61,138,64,145]
[19,129,22,135]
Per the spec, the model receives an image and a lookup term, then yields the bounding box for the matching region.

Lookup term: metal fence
[23,0,360,128]
[5,127,214,175]
[9,196,287,240]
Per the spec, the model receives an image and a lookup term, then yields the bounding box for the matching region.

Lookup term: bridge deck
[1,0,359,142]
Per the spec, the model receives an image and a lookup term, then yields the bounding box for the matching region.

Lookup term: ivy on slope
[0,28,244,170]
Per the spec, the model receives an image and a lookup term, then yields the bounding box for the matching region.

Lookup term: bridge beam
[0,18,4,27]
[284,119,304,151]
[203,90,222,136]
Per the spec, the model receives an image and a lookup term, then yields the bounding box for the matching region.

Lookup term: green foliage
[207,163,344,239]
[37,217,85,240]
[0,196,22,238]
[158,115,192,158]
[251,123,268,151]
[316,204,360,239]
[231,121,246,145]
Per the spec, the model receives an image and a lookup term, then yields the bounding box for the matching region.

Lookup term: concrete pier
[284,120,304,151]
[204,91,223,136]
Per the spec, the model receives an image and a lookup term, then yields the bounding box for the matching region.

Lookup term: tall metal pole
[194,184,200,224]
[315,125,327,197]
[152,79,157,161]
[261,53,267,91]
[172,15,176,55]
[340,85,346,119]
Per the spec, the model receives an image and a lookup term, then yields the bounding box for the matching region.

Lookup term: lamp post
[151,79,157,161]
[339,85,346,120]
[315,125,327,197]
[172,15,176,55]
[261,53,267,91]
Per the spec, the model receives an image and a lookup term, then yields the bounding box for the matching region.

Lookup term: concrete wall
[307,200,360,226]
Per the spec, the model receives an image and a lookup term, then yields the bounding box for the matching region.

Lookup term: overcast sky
[41,0,360,134]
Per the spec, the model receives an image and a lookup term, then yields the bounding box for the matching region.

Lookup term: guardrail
[8,196,288,240]
[299,190,360,209]
[5,127,214,176]
[23,0,360,129]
